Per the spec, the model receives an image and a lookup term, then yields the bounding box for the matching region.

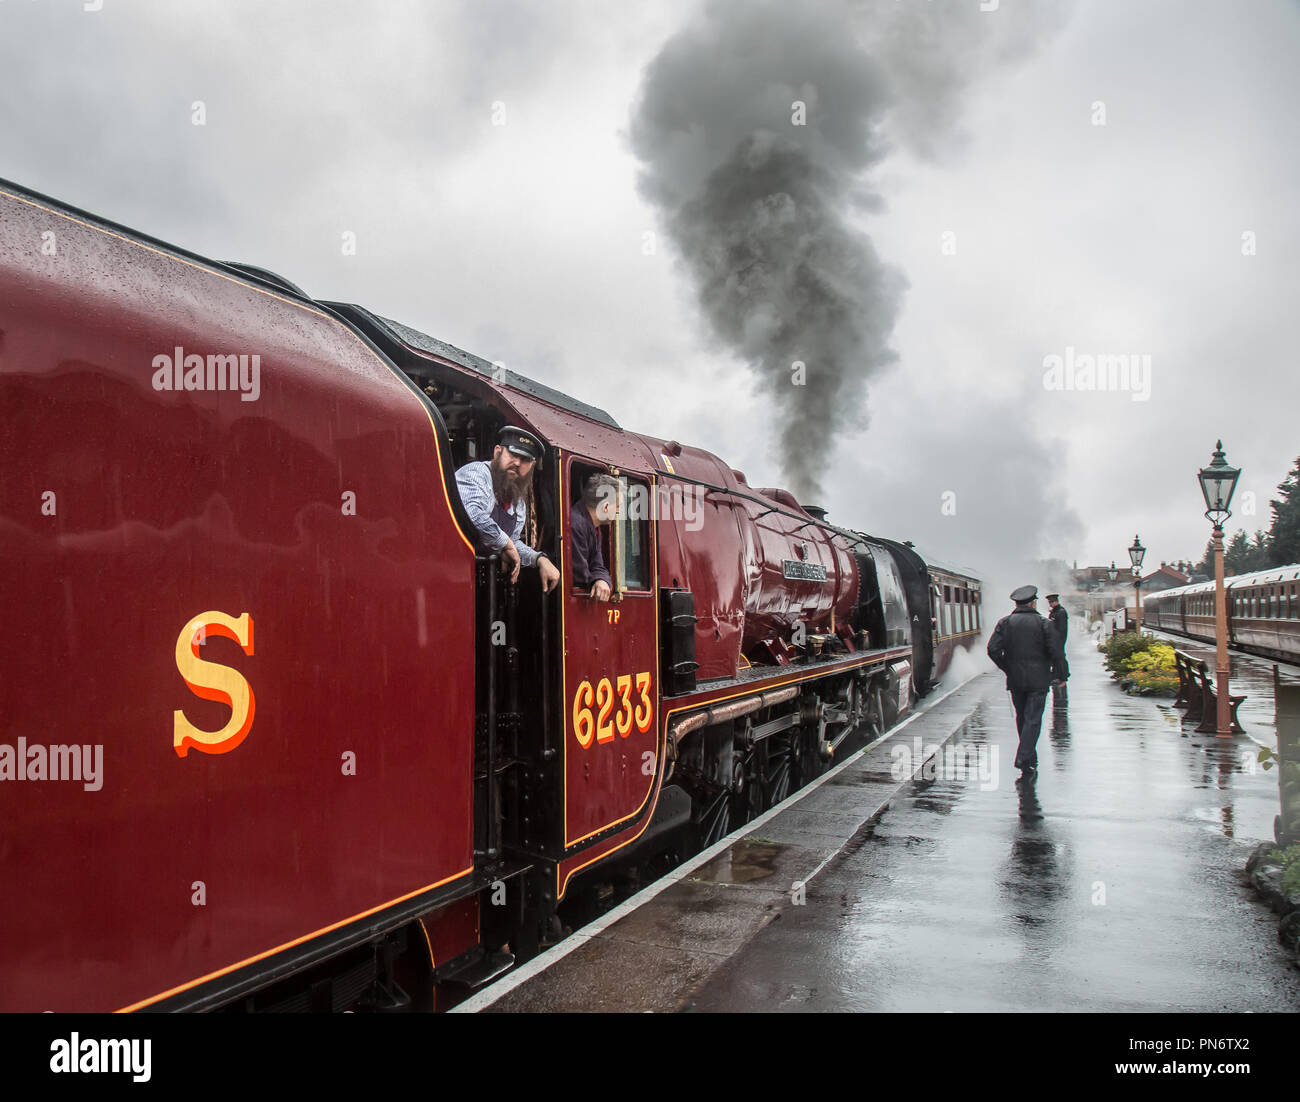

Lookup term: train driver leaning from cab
[455,425,560,593]
[572,472,620,601]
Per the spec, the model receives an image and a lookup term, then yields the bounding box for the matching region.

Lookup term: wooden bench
[1192,663,1246,734]
[1173,647,1245,732]
[1173,649,1200,708]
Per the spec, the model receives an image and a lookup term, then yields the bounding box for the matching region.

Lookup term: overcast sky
[4,0,1297,597]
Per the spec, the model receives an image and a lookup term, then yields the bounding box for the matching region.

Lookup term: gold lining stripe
[117,865,474,1012]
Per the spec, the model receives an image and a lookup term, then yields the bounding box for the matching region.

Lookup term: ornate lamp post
[1128,536,1146,634]
[1198,440,1241,737]
[1107,562,1119,629]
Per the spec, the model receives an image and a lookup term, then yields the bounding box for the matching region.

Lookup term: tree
[1245,530,1271,572]
[1269,456,1300,566]
[1225,529,1251,574]
[1195,537,1215,578]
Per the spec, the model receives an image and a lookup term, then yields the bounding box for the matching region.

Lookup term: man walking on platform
[1045,593,1069,709]
[987,585,1067,774]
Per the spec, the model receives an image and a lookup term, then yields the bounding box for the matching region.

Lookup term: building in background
[1140,563,1190,595]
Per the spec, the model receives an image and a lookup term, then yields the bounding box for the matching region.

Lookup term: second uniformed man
[1045,593,1070,709]
[986,585,1067,774]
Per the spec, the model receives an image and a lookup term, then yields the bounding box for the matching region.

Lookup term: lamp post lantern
[1198,440,1240,737]
[1128,535,1146,634]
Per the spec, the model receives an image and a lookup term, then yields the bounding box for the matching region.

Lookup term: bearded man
[454,425,560,592]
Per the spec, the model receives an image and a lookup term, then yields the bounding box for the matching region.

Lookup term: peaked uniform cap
[499,425,542,461]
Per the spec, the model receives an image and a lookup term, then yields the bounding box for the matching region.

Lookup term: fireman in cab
[455,425,560,592]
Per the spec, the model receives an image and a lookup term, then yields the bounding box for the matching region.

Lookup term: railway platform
[456,630,1300,1013]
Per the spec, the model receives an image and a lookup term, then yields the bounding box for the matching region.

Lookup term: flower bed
[1097,632,1178,696]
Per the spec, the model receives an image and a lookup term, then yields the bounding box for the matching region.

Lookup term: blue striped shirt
[454,461,540,566]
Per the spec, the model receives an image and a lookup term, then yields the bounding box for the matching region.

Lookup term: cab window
[612,474,651,592]
[568,462,651,596]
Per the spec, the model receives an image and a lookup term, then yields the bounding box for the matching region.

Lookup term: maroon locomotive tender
[0,178,982,1011]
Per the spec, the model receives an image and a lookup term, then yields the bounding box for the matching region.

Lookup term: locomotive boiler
[0,178,982,1012]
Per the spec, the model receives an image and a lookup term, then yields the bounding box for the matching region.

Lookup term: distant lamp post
[1107,562,1120,628]
[1198,440,1241,737]
[1128,535,1146,634]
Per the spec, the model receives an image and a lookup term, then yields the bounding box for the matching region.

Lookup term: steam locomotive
[0,178,982,1012]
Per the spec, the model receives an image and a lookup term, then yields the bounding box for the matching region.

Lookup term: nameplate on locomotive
[782,560,827,581]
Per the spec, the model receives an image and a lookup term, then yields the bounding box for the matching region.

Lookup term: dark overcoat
[987,607,1066,692]
[1048,603,1069,645]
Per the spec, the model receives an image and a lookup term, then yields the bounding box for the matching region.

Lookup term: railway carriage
[926,561,983,681]
[0,178,983,1012]
[1142,565,1300,665]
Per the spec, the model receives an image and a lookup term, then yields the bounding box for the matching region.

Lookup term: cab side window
[568,461,652,597]
[614,475,651,592]
[569,462,614,594]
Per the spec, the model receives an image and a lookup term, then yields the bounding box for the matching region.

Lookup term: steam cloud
[630,0,1073,502]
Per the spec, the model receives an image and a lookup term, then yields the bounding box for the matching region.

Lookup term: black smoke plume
[630,0,1072,501]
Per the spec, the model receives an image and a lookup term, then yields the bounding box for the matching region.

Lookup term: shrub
[1100,633,1178,696]
[1099,632,1153,673]
[1121,669,1180,696]
[1268,844,1300,897]
[1123,643,1176,675]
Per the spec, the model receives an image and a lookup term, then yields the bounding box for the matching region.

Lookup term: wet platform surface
[464,632,1300,1013]
[1139,626,1300,753]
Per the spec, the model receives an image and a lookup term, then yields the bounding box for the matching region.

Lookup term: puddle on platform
[693,838,787,885]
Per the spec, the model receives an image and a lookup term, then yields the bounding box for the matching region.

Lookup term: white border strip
[452,671,983,1013]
